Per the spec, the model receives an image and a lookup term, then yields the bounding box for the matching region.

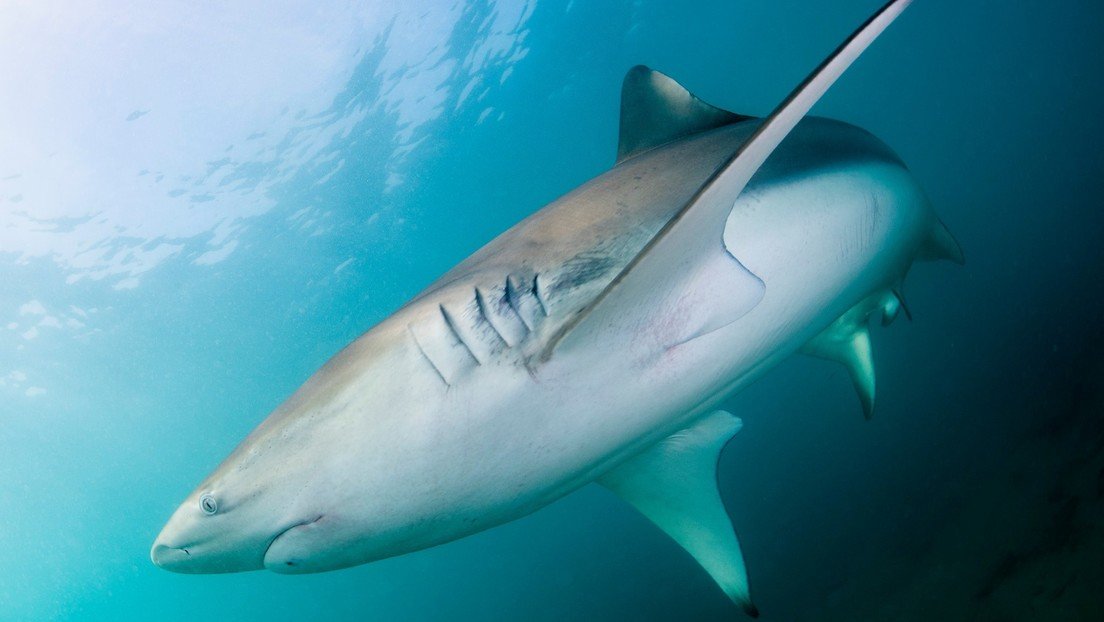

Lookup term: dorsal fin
[540,0,913,362]
[617,66,749,163]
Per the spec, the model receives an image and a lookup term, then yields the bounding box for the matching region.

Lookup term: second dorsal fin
[617,66,749,163]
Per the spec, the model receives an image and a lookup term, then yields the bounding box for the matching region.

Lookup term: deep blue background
[1,0,1102,619]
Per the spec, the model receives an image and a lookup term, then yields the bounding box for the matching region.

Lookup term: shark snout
[150,542,193,571]
[150,502,272,574]
[150,526,268,574]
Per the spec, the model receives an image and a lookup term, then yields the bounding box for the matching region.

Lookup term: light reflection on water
[0,1,533,291]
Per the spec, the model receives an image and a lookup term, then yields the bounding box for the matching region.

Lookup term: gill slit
[532,274,548,316]
[406,324,450,388]
[439,304,481,365]
[504,276,533,330]
[474,287,509,347]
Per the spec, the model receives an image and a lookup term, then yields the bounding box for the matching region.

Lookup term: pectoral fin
[540,0,913,362]
[598,410,758,617]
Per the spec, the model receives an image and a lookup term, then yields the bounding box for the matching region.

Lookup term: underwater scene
[2,0,1103,620]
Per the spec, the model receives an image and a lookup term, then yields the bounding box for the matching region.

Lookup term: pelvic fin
[802,303,877,419]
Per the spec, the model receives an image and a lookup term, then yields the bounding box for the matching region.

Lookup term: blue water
[2,1,1103,619]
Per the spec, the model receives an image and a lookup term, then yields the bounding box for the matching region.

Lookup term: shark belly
[394,158,933,550]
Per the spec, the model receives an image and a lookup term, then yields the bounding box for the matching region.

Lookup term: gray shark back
[411,117,906,360]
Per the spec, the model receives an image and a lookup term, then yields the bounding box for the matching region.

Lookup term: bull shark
[151,0,961,615]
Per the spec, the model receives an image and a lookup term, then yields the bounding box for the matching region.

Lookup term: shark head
[149,414,331,574]
[150,467,287,573]
[151,333,431,574]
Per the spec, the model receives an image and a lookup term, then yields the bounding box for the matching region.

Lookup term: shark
[151,0,961,616]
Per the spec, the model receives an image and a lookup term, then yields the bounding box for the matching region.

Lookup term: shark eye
[199,494,218,515]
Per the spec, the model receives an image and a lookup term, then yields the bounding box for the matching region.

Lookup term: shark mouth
[263,514,325,572]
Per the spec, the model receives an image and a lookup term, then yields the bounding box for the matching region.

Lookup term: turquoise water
[2,1,1103,619]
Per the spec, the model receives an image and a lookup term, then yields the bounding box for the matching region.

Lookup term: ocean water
[2,1,1103,620]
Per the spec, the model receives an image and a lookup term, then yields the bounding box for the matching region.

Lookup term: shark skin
[152,0,956,615]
